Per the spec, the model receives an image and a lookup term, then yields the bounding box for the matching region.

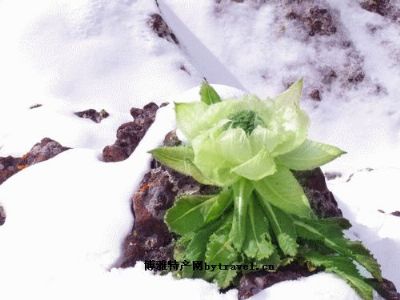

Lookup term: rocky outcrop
[0,138,69,185]
[102,103,161,162]
[74,109,109,123]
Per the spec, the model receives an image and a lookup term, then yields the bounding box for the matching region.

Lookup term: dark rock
[286,5,337,37]
[324,171,342,180]
[121,131,217,268]
[179,64,191,76]
[74,109,109,123]
[306,7,337,36]
[321,68,338,85]
[103,103,160,162]
[391,211,400,217]
[360,0,391,17]
[368,278,400,300]
[361,0,400,23]
[163,130,182,147]
[29,104,42,109]
[0,156,21,185]
[19,138,69,166]
[309,89,321,101]
[348,70,365,84]
[148,13,179,45]
[120,166,208,268]
[294,168,342,218]
[238,264,317,300]
[103,145,127,162]
[0,138,69,185]
[0,205,6,225]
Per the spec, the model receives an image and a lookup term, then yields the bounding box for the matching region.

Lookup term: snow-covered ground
[0,0,399,299]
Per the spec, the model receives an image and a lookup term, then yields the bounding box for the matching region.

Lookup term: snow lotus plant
[150,81,382,300]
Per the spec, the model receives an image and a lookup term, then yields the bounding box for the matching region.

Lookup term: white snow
[0,0,399,299]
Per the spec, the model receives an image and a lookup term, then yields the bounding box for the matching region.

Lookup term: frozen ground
[0,0,399,299]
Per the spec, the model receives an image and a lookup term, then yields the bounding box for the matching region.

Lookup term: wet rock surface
[74,109,109,123]
[0,138,69,185]
[102,103,160,162]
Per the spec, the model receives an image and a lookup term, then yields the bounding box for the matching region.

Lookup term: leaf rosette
[149,81,383,300]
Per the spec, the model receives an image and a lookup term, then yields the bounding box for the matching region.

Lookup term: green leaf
[270,79,310,156]
[232,149,277,181]
[229,180,253,251]
[253,166,313,218]
[192,128,241,186]
[165,190,232,236]
[174,218,227,278]
[276,140,346,171]
[243,197,275,260]
[257,197,298,257]
[294,217,382,281]
[175,102,208,140]
[200,81,221,105]
[205,214,239,288]
[174,233,196,278]
[149,146,213,185]
[274,79,303,106]
[303,251,374,300]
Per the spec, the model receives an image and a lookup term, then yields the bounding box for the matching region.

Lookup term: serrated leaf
[276,139,346,171]
[200,81,222,105]
[253,166,313,219]
[229,180,253,251]
[150,146,213,185]
[174,218,226,278]
[165,190,232,236]
[294,217,382,281]
[205,214,238,288]
[243,198,275,260]
[303,251,374,300]
[174,233,195,278]
[256,197,298,256]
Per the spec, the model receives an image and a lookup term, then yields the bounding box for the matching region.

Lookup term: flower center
[226,110,264,135]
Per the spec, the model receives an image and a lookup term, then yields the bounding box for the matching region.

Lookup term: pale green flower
[175,80,315,186]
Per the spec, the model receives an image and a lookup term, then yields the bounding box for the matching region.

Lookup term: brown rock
[294,168,342,218]
[148,13,179,45]
[74,109,109,123]
[391,211,400,217]
[102,103,160,162]
[0,206,6,226]
[0,156,21,185]
[0,138,69,185]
